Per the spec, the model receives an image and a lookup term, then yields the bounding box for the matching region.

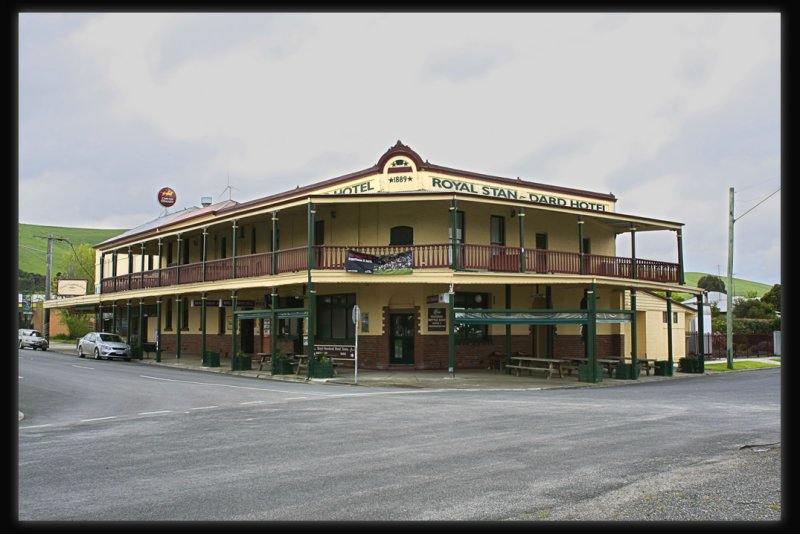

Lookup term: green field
[18,223,127,276]
[683,272,774,297]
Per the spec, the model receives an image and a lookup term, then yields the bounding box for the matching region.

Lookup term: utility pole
[726,188,734,370]
[35,235,69,340]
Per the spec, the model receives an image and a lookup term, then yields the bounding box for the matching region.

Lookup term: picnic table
[567,357,625,378]
[506,355,570,379]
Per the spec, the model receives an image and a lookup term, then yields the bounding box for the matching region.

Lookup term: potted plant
[234,351,252,371]
[309,353,334,379]
[271,351,294,375]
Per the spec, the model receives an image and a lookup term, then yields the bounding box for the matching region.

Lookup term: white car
[18,329,49,350]
[77,332,132,361]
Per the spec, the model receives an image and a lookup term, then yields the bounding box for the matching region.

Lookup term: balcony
[99,243,680,294]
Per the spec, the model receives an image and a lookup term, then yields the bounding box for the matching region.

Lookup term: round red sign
[157,187,177,207]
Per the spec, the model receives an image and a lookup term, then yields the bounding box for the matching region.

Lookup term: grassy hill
[683,272,774,298]
[18,223,127,276]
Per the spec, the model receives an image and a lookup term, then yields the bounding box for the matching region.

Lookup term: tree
[697,275,726,293]
[732,298,775,319]
[761,284,781,312]
[59,243,97,294]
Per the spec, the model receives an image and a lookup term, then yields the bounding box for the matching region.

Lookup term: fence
[685,332,776,358]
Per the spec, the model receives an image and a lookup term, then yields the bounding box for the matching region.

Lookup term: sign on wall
[57,279,88,297]
[427,307,447,332]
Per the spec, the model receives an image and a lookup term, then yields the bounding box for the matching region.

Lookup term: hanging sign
[158,187,177,207]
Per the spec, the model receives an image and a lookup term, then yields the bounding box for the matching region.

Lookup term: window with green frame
[317,293,356,343]
[454,291,490,343]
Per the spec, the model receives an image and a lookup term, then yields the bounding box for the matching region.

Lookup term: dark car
[77,332,132,361]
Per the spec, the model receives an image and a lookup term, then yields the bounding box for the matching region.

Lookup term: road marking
[20,424,53,429]
[72,365,95,370]
[138,410,172,416]
[191,406,219,410]
[80,416,116,422]
[240,400,266,405]
[138,374,315,394]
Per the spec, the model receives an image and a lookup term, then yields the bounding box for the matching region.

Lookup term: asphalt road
[17,348,782,522]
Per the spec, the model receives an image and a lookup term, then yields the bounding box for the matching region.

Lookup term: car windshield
[99,334,124,343]
[30,331,42,337]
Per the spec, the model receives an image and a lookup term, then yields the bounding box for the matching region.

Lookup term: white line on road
[191,406,219,410]
[138,410,172,416]
[72,365,95,370]
[240,401,266,405]
[139,374,317,394]
[80,416,116,422]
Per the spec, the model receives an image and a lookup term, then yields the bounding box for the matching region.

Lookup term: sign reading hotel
[322,156,614,213]
[57,279,88,297]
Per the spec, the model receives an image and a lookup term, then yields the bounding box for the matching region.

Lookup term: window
[148,255,154,270]
[165,298,173,330]
[582,238,591,255]
[490,216,505,247]
[390,226,414,246]
[317,293,356,342]
[220,237,227,259]
[218,306,226,334]
[535,233,548,250]
[166,243,174,266]
[454,292,490,343]
[182,239,190,264]
[251,227,257,254]
[662,311,678,324]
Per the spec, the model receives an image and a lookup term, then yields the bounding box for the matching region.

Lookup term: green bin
[578,363,604,383]
[654,360,673,376]
[271,358,294,375]
[615,362,639,380]
[203,350,220,368]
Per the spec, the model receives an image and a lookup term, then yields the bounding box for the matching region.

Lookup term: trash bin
[578,363,604,383]
[654,360,673,376]
[203,350,220,368]
[615,362,639,380]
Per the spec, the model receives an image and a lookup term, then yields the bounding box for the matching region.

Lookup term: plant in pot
[309,353,334,379]
[271,351,294,375]
[234,351,252,371]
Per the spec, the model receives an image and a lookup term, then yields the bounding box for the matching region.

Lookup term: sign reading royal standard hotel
[46,140,699,381]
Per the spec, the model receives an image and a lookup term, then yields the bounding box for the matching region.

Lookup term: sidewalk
[45,341,776,391]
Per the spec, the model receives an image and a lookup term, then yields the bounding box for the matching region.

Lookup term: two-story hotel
[46,141,704,380]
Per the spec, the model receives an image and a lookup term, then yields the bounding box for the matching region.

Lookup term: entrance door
[389,313,415,364]
[240,319,254,354]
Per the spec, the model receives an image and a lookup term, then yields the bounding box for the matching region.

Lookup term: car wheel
[94,348,101,360]
[78,345,85,358]
[18,340,23,349]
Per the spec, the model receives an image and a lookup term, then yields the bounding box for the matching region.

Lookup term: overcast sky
[18,12,781,286]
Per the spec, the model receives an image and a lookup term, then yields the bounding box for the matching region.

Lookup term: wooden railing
[98,243,680,294]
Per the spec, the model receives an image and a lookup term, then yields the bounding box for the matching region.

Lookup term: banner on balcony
[345,250,413,275]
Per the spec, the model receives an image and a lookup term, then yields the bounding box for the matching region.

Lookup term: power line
[735,187,780,222]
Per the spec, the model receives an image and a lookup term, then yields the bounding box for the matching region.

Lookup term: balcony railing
[98,243,680,294]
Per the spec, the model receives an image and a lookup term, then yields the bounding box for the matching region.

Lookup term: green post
[97,303,102,332]
[631,288,638,368]
[306,201,316,378]
[157,239,163,287]
[140,243,145,289]
[667,290,673,372]
[271,211,279,275]
[677,229,685,285]
[578,216,585,275]
[232,220,238,279]
[176,235,182,285]
[127,245,133,290]
[138,298,144,360]
[448,284,455,377]
[175,295,182,360]
[504,284,511,365]
[126,299,132,344]
[270,289,277,357]
[546,286,554,359]
[630,225,637,280]
[202,227,208,282]
[201,292,207,364]
[155,298,162,362]
[518,208,526,273]
[580,282,599,383]
[99,253,105,294]
[450,198,458,270]
[231,290,238,370]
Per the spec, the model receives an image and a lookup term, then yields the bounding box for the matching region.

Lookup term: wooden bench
[329,357,354,376]
[257,353,271,371]
[507,356,567,379]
